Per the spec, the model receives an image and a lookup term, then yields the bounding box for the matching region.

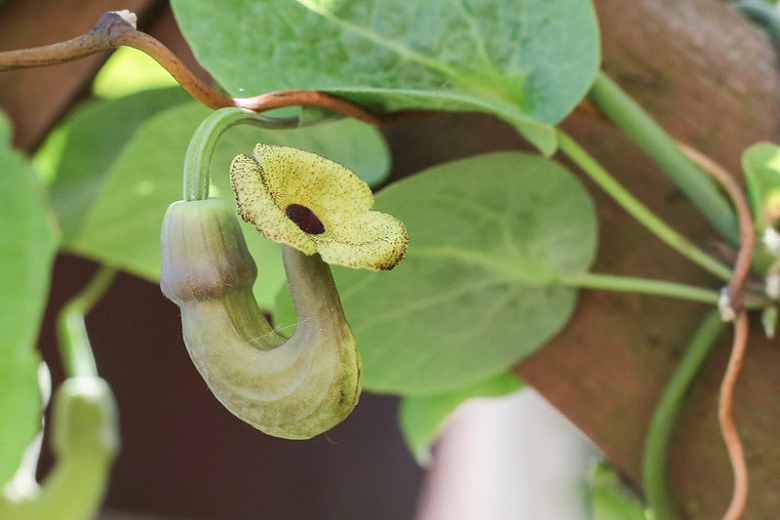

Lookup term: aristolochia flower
[230,144,408,271]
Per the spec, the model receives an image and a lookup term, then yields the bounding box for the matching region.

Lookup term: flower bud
[160,198,257,303]
[51,377,119,460]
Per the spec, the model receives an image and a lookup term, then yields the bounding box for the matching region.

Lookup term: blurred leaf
[589,461,648,520]
[742,142,780,270]
[37,88,191,242]
[761,306,778,339]
[399,371,524,465]
[92,47,179,99]
[331,152,597,394]
[742,142,780,231]
[0,114,59,485]
[67,101,390,310]
[171,0,601,154]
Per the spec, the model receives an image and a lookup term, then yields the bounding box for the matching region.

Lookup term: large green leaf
[332,152,597,394]
[66,101,391,310]
[0,114,58,484]
[37,87,191,242]
[171,0,600,154]
[399,371,524,465]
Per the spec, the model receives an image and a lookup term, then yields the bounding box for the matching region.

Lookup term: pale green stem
[642,310,725,520]
[183,107,298,201]
[56,266,117,379]
[556,129,733,282]
[556,272,720,305]
[587,72,740,243]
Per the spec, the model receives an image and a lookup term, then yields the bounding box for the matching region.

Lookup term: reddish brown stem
[718,310,750,520]
[676,143,754,520]
[0,11,425,127]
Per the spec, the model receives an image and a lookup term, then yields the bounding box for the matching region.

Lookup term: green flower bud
[0,377,118,520]
[160,198,361,440]
[51,377,119,460]
[160,199,257,302]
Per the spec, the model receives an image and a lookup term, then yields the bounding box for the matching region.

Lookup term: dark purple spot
[285,203,325,234]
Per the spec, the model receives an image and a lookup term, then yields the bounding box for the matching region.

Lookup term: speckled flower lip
[230,143,408,271]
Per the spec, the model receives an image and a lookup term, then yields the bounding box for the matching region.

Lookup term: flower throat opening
[285,203,325,235]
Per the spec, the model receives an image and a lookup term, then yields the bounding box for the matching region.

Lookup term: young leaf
[171,0,601,154]
[741,142,780,270]
[399,371,524,465]
[333,152,598,394]
[66,102,390,310]
[0,114,59,485]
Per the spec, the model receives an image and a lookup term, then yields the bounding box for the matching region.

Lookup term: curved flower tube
[160,198,361,439]
[231,144,408,271]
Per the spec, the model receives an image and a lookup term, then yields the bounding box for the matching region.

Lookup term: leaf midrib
[295,0,518,100]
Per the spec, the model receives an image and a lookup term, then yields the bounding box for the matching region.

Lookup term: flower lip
[230,144,408,271]
[285,203,325,235]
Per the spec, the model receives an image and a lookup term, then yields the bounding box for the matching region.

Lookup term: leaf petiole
[56,266,117,379]
[556,272,721,305]
[587,72,739,243]
[556,129,733,282]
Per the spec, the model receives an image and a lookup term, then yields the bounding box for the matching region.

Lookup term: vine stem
[719,311,750,520]
[183,107,298,201]
[587,72,740,243]
[555,129,733,282]
[643,310,725,520]
[0,11,424,127]
[56,266,117,378]
[681,145,755,520]
[675,142,755,305]
[556,272,721,305]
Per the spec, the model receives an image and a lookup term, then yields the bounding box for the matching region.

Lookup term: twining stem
[680,133,755,520]
[720,311,750,520]
[557,272,722,305]
[56,266,117,378]
[555,129,733,282]
[183,107,298,201]
[587,72,740,244]
[0,11,423,127]
[643,311,725,520]
[675,142,756,305]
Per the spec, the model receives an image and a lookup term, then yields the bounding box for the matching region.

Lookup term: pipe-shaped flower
[230,144,408,271]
